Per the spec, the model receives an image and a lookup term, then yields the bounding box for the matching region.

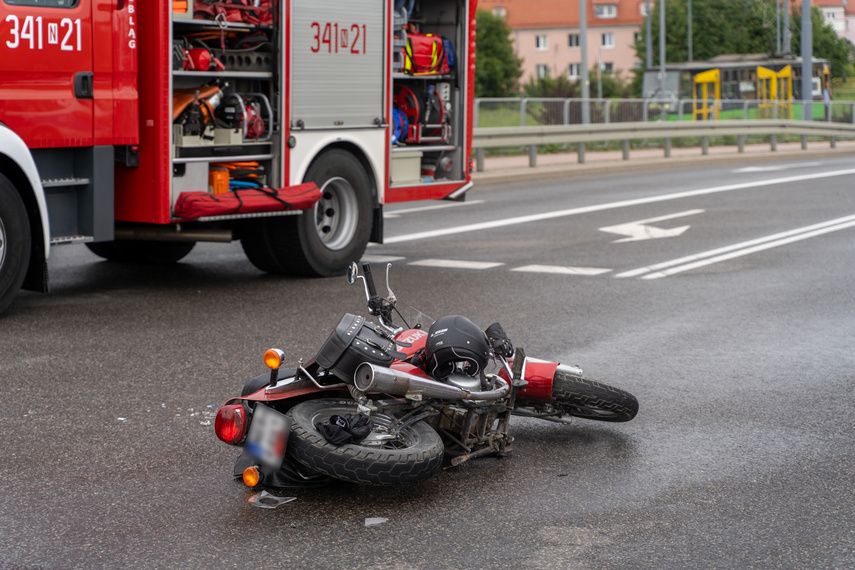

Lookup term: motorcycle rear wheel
[286,399,444,485]
[552,366,639,422]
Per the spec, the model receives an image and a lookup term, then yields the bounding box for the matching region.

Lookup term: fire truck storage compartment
[390,0,466,186]
[170,5,279,202]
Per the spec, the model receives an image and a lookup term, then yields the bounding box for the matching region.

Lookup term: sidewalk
[470,138,855,185]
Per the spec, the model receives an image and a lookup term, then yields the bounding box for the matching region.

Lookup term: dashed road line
[512,265,612,276]
[361,255,407,264]
[408,259,505,270]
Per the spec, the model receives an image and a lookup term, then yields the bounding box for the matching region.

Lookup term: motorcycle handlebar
[362,263,378,299]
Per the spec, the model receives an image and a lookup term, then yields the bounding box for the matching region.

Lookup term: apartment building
[479,0,649,83]
[812,0,855,47]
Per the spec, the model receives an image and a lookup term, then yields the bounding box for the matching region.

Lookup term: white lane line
[384,200,485,218]
[383,168,855,244]
[617,214,855,279]
[513,265,612,276]
[409,259,504,270]
[643,219,855,279]
[361,255,407,264]
[733,162,822,173]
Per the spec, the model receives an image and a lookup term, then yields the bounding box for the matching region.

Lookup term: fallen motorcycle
[215,262,638,488]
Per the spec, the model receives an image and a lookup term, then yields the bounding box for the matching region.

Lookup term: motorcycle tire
[285,399,444,485]
[552,365,639,423]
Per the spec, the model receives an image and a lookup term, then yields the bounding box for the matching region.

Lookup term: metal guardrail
[472,98,855,170]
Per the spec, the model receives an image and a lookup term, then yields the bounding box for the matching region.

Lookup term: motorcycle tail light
[243,466,261,487]
[215,404,247,445]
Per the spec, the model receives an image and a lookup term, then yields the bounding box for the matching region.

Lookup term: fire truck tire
[86,240,195,264]
[240,150,371,276]
[0,174,31,315]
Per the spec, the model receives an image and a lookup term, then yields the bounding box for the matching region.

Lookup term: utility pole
[776,0,781,54]
[783,0,790,55]
[801,0,812,119]
[581,0,590,123]
[688,0,692,61]
[646,0,652,68]
[659,0,666,92]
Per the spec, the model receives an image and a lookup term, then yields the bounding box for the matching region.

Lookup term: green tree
[631,0,853,94]
[474,10,523,97]
[522,69,632,99]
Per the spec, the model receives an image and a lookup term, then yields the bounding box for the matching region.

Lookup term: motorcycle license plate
[245,403,291,471]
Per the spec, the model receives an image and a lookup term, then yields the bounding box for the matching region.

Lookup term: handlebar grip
[362,263,378,298]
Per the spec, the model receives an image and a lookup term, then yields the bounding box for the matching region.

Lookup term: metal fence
[471,97,855,171]
[474,98,855,128]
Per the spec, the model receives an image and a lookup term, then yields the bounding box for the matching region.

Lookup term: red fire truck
[0,0,477,314]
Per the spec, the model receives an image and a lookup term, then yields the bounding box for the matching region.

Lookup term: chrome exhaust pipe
[354,363,509,401]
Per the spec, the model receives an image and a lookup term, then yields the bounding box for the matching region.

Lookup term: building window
[601,33,614,48]
[568,33,580,48]
[568,63,581,78]
[492,7,507,18]
[634,31,641,43]
[640,2,650,17]
[536,64,550,79]
[595,4,617,18]
[603,62,614,73]
[536,35,548,51]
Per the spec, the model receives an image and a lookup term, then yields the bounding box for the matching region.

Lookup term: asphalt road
[2,156,854,568]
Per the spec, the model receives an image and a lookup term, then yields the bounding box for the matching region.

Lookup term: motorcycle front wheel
[285,399,444,485]
[552,365,639,422]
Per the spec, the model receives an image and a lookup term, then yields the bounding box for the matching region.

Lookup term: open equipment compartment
[170,2,281,207]
[390,0,468,186]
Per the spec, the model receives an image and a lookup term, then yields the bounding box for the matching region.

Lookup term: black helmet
[424,315,491,380]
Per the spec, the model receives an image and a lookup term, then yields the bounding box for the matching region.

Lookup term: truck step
[50,235,93,245]
[41,177,90,188]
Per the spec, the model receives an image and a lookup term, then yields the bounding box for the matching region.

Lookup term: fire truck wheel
[241,150,371,276]
[0,173,31,315]
[86,240,195,264]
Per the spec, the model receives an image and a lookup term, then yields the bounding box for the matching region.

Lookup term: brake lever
[384,263,397,304]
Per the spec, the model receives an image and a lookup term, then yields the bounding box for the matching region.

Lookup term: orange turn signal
[263,348,285,370]
[243,466,261,488]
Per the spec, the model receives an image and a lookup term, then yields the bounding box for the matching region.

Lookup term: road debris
[248,490,296,509]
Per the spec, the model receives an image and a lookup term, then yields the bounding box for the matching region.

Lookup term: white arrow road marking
[409,259,504,270]
[513,265,612,276]
[616,213,855,279]
[600,209,704,243]
[733,162,821,173]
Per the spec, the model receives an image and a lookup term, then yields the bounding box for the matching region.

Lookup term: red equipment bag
[172,182,321,220]
[194,0,276,26]
[403,28,449,75]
